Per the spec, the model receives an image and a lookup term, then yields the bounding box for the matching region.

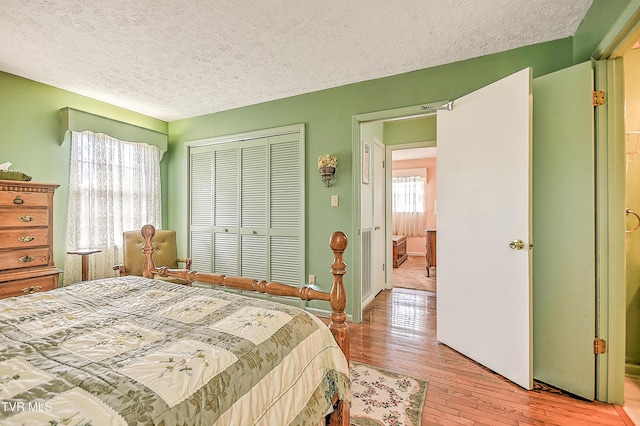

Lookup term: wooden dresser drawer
[0,208,50,228]
[0,248,50,270]
[0,228,50,249]
[0,180,60,298]
[0,190,49,208]
[0,274,58,299]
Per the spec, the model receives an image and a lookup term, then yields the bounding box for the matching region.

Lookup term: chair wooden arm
[113,264,125,277]
[178,258,192,270]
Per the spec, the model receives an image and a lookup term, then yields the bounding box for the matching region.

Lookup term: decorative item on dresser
[0,180,62,299]
[425,227,437,277]
[392,234,407,268]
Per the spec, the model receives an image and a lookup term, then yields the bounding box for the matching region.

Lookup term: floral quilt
[0,276,351,425]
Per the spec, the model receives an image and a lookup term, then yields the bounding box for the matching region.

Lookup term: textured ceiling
[0,0,592,121]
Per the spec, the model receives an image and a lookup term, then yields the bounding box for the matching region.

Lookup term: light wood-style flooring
[344,256,635,425]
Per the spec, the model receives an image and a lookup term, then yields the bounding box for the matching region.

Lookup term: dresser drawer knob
[22,285,42,294]
[18,255,35,263]
[18,235,35,243]
[18,215,35,222]
[13,196,24,205]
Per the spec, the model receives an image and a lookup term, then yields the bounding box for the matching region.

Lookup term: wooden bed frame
[139,224,350,425]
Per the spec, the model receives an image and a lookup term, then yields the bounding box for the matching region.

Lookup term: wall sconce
[318,154,338,187]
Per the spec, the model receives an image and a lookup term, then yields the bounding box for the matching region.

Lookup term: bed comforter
[0,276,351,425]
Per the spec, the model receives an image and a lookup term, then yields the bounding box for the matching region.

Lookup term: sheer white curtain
[392,176,425,236]
[64,131,162,284]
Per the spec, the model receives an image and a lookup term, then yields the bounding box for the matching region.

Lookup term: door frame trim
[594,58,626,404]
[592,1,640,404]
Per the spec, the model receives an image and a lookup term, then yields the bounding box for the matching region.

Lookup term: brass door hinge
[593,90,606,107]
[594,337,607,355]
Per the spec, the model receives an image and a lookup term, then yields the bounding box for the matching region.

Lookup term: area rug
[350,361,428,426]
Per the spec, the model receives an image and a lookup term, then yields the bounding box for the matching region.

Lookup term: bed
[0,225,351,425]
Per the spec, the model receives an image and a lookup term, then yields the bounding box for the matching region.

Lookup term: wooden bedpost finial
[328,231,349,363]
[141,224,156,279]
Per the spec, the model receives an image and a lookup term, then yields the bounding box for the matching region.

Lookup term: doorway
[352,107,440,323]
[390,146,437,293]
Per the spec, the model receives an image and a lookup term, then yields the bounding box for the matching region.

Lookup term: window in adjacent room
[392,171,426,237]
[64,130,161,284]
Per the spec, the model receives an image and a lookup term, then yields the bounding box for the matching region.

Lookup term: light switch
[331,195,339,207]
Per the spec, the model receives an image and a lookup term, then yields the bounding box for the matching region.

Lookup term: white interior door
[373,139,386,294]
[436,68,533,389]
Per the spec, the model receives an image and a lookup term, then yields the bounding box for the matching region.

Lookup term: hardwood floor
[340,256,635,425]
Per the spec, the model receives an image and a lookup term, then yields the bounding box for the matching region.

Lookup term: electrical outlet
[331,195,339,207]
[308,274,316,285]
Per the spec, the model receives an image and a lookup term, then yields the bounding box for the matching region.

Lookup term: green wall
[167,39,575,313]
[572,0,631,63]
[0,72,167,277]
[384,116,437,145]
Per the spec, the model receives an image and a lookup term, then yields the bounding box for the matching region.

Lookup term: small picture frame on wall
[362,142,371,184]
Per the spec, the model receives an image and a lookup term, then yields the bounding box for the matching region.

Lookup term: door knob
[374,226,381,230]
[509,240,525,250]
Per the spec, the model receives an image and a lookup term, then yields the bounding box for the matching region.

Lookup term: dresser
[0,180,62,299]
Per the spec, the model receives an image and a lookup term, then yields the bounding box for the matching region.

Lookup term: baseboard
[625,363,640,378]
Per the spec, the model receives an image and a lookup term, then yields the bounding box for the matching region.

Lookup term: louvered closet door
[189,147,213,272]
[188,125,304,288]
[213,145,239,276]
[240,141,267,279]
[269,134,301,286]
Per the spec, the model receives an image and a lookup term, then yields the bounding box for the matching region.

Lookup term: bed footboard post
[328,231,350,363]
[141,224,157,279]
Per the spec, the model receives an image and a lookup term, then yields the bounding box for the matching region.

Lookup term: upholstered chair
[113,229,191,284]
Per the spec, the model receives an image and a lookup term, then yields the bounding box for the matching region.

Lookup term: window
[392,176,425,213]
[64,131,161,284]
[392,175,425,236]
